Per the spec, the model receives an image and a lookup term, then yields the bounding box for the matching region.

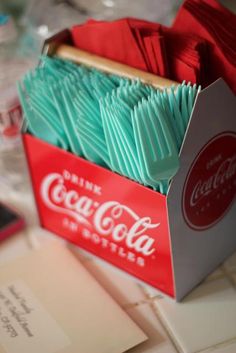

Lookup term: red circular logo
[182,132,236,231]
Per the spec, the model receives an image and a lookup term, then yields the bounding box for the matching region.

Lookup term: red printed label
[183,132,236,230]
[23,134,175,297]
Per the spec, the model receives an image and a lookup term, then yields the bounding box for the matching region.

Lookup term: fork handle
[55,44,177,89]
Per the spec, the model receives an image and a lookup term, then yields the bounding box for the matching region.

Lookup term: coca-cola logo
[40,173,160,256]
[183,132,236,230]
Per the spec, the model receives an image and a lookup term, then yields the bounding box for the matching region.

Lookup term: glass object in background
[22,0,182,37]
[0,15,31,191]
[73,0,182,24]
[22,0,90,37]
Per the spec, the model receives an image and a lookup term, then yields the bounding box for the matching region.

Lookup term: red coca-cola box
[23,78,236,300]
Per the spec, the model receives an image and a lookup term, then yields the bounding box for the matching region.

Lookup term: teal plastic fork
[17,82,59,147]
[50,83,83,155]
[131,103,169,193]
[132,97,180,182]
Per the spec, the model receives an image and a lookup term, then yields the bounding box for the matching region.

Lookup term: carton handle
[55,44,177,89]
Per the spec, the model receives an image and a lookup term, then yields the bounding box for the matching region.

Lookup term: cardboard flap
[179,78,236,162]
[167,79,236,300]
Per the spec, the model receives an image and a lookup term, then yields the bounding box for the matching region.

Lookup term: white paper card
[0,242,147,353]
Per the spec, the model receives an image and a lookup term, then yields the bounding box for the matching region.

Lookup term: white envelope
[0,242,147,353]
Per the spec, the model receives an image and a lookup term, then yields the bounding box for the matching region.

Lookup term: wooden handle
[55,44,177,89]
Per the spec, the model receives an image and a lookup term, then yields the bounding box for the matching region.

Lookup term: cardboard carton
[23,79,236,300]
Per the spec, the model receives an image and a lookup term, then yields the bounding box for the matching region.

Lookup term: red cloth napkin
[72,19,148,72]
[127,18,167,76]
[173,0,236,93]
[71,18,169,77]
[71,18,207,84]
[162,27,209,86]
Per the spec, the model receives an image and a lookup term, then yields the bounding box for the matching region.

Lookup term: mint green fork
[132,97,179,184]
[75,118,110,166]
[100,96,132,177]
[131,103,169,193]
[17,82,59,147]
[50,83,83,156]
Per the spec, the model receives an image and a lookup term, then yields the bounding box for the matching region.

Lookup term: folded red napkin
[71,18,206,84]
[72,18,170,77]
[173,0,236,93]
[127,18,168,77]
[72,18,148,72]
[162,27,209,86]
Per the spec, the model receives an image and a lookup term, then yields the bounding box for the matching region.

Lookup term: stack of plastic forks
[18,56,200,195]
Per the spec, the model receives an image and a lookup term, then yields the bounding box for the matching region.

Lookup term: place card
[0,242,147,353]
